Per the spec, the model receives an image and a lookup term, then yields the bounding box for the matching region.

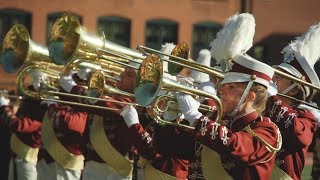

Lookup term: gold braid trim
[243,121,282,163]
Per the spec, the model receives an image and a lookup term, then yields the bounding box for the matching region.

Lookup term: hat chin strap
[227,81,254,117]
[281,83,297,95]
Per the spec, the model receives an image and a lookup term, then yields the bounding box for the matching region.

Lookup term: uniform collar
[230,110,259,132]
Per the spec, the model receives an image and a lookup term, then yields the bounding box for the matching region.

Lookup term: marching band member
[177,54,282,179]
[265,22,320,179]
[121,53,282,180]
[0,89,12,180]
[0,70,48,180]
[78,66,144,180]
[311,92,320,180]
[39,71,88,180]
[120,48,218,179]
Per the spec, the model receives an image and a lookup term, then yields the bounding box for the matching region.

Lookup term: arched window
[46,12,82,44]
[192,22,221,60]
[97,16,131,47]
[0,9,32,50]
[145,19,178,50]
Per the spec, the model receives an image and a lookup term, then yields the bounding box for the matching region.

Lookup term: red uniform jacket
[0,98,46,148]
[265,95,317,179]
[127,99,218,179]
[194,110,280,180]
[85,95,138,162]
[129,122,194,179]
[46,86,89,155]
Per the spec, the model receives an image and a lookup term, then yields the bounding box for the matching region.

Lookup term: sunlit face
[116,67,137,93]
[217,82,246,114]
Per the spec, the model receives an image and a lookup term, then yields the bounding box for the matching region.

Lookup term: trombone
[134,54,223,130]
[138,45,320,110]
[0,24,128,111]
[1,24,62,98]
[48,14,144,78]
[137,44,224,78]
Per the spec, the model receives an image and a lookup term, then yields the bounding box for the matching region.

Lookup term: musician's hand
[176,93,202,126]
[31,70,47,91]
[59,74,76,93]
[176,76,194,87]
[120,105,139,127]
[0,96,10,107]
[0,106,16,126]
[199,81,216,95]
[77,68,92,81]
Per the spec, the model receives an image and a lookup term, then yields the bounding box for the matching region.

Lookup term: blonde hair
[250,83,268,115]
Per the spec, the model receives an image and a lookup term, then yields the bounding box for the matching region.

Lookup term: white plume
[160,43,176,72]
[210,13,256,65]
[160,43,176,58]
[191,49,211,83]
[282,22,320,67]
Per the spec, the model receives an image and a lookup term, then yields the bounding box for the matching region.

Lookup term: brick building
[1,0,320,90]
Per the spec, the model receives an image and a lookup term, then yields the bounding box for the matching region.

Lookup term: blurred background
[1,0,320,89]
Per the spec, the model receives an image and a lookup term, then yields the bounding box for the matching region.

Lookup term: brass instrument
[48,14,144,77]
[134,54,223,130]
[138,45,320,110]
[137,45,224,78]
[87,70,135,98]
[1,24,62,98]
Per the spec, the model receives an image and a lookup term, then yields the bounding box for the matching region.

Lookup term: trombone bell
[135,54,223,128]
[48,14,144,66]
[1,24,51,73]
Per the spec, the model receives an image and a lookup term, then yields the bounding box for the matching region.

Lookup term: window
[145,19,178,50]
[0,9,32,50]
[247,45,268,63]
[46,12,82,44]
[97,16,131,47]
[192,22,221,60]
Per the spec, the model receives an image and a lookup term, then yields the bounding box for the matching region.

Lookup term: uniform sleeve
[129,121,195,161]
[48,103,88,134]
[11,117,42,133]
[0,101,44,133]
[129,123,159,160]
[194,116,279,165]
[266,95,317,147]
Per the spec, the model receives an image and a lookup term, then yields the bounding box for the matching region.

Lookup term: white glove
[176,76,194,87]
[120,105,139,127]
[267,81,278,97]
[0,96,10,107]
[59,73,77,93]
[176,93,202,125]
[31,71,47,91]
[199,81,216,95]
[77,68,92,81]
